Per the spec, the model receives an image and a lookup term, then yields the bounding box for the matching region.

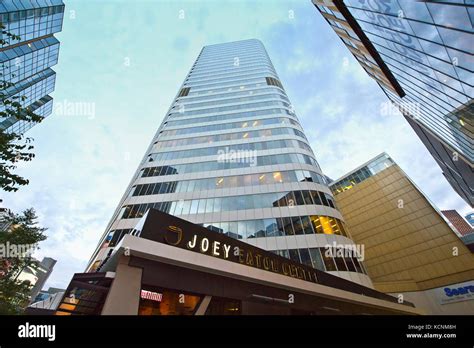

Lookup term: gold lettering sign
[271,259,279,272]
[282,263,290,276]
[162,228,319,285]
[238,248,244,264]
[290,265,298,278]
[246,251,254,266]
[164,225,182,246]
[263,257,270,270]
[297,267,305,280]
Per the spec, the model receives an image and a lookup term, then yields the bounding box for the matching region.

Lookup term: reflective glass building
[88,39,372,287]
[313,0,473,206]
[0,0,64,134]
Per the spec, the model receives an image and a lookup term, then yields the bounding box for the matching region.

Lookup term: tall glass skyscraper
[88,39,372,287]
[0,0,65,134]
[313,0,473,206]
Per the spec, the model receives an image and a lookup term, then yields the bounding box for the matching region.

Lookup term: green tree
[0,208,47,314]
[0,23,44,192]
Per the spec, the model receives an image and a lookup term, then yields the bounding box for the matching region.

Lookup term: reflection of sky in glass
[409,20,443,44]
[343,0,473,161]
[427,3,473,32]
[398,0,433,23]
[437,27,473,53]
[0,5,64,46]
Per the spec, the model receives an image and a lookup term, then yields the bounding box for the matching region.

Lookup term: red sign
[140,290,162,302]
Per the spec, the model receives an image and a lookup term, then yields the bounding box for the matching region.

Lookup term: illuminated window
[309,215,342,235]
[329,217,340,235]
[55,275,112,315]
[273,171,282,183]
[311,216,323,234]
[319,216,334,234]
[138,287,202,315]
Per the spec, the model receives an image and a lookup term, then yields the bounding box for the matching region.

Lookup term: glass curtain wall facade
[0,0,64,134]
[313,0,473,206]
[330,152,395,194]
[87,39,372,287]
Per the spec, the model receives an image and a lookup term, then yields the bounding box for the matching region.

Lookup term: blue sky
[2,0,471,289]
